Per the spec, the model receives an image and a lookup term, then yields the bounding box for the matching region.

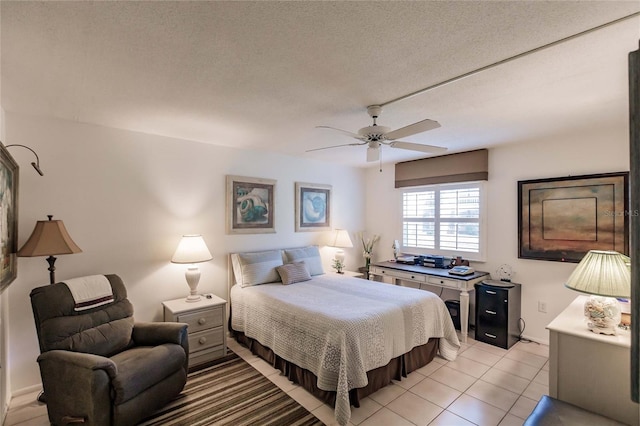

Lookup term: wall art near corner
[295,182,331,232]
[0,143,18,292]
[518,171,629,263]
[226,175,276,234]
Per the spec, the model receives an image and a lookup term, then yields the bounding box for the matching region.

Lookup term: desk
[369,261,490,343]
[547,296,639,425]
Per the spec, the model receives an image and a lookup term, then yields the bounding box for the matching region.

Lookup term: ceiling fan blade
[385,119,441,140]
[316,126,364,140]
[306,142,367,153]
[389,141,448,154]
[366,146,379,162]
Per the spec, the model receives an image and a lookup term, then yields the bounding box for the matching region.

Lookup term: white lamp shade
[171,235,213,264]
[330,229,353,249]
[565,250,631,298]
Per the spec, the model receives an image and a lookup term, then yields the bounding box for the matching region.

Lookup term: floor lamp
[18,215,82,284]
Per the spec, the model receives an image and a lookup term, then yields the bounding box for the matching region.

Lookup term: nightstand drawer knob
[198,318,206,325]
[198,337,207,345]
[486,310,496,315]
[486,290,497,295]
[484,333,497,339]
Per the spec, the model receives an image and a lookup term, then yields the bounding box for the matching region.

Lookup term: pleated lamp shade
[330,229,353,249]
[565,250,631,298]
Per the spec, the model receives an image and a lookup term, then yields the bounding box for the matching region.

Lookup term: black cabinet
[475,280,521,349]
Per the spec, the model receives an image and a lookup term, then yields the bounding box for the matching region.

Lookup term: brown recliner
[30,274,189,426]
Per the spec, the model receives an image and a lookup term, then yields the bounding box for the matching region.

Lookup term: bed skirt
[231,330,439,408]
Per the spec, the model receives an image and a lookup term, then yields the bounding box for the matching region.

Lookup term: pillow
[283,246,324,276]
[231,250,284,287]
[276,262,312,285]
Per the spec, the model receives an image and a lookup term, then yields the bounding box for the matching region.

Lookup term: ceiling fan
[309,105,447,162]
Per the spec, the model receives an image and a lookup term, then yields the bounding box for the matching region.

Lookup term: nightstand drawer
[188,327,224,353]
[190,345,226,367]
[178,306,223,333]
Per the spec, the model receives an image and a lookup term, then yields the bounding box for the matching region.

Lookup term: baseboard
[520,334,549,347]
[11,383,42,398]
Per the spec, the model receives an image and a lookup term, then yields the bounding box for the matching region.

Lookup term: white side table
[339,270,366,279]
[547,295,639,425]
[163,294,227,368]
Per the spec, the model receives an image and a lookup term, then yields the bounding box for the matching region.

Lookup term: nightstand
[162,294,227,368]
[340,270,366,279]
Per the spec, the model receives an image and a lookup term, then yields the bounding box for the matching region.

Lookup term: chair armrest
[38,350,117,379]
[37,350,115,424]
[133,321,188,347]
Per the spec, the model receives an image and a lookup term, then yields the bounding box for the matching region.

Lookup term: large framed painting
[295,182,331,232]
[518,171,629,263]
[226,175,276,234]
[0,143,18,292]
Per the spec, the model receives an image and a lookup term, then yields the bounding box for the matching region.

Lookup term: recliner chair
[30,274,189,426]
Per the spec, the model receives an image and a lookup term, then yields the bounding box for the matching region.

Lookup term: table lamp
[565,250,631,335]
[171,234,212,302]
[18,215,82,284]
[329,229,353,273]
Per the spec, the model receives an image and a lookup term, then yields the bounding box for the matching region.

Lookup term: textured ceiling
[2,1,639,167]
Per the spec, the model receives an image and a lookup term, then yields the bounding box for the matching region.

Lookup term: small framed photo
[518,171,629,262]
[226,175,276,234]
[295,182,331,232]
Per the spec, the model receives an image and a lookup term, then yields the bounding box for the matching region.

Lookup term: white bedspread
[230,274,460,425]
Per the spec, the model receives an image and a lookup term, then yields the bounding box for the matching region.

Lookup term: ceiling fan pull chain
[379,148,383,173]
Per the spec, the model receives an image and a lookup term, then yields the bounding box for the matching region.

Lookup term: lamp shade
[18,216,82,257]
[330,229,353,249]
[171,235,213,264]
[565,250,631,298]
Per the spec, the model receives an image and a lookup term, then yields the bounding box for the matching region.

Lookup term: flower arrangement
[356,232,380,269]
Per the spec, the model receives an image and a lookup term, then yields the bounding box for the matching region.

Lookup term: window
[402,182,485,260]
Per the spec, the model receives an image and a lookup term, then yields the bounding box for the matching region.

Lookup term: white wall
[5,112,365,392]
[365,123,629,344]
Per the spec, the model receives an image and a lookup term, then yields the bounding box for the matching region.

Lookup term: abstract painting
[295,182,331,232]
[226,175,276,234]
[518,172,629,262]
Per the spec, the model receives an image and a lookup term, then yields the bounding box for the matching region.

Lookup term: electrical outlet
[538,301,547,313]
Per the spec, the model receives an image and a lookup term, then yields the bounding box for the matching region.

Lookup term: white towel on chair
[63,275,114,311]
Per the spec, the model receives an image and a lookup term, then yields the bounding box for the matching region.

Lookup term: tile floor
[4,333,548,426]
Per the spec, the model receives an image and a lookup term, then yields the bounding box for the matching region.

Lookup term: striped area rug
[138,351,325,426]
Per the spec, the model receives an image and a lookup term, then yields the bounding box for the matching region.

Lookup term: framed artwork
[518,171,629,262]
[0,143,18,292]
[226,175,276,234]
[295,182,331,232]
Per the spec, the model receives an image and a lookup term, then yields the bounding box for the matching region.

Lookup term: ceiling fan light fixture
[312,106,446,161]
[366,146,379,162]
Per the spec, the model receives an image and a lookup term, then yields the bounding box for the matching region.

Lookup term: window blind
[395,149,488,188]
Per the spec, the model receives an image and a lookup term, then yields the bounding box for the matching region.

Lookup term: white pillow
[283,246,324,276]
[231,250,283,287]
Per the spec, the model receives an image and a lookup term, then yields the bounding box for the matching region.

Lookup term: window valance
[395,149,488,188]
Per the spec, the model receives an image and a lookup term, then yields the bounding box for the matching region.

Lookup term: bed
[228,246,460,425]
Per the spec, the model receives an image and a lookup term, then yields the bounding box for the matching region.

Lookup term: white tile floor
[229,334,548,426]
[4,334,548,426]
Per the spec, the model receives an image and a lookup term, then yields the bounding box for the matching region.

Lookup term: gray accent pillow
[231,250,284,287]
[277,262,312,285]
[283,246,324,276]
